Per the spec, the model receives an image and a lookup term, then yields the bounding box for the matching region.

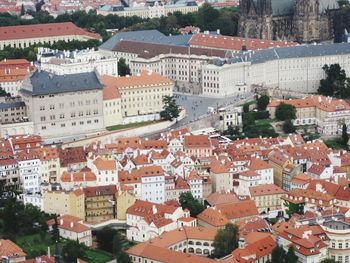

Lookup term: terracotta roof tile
[0,22,101,41]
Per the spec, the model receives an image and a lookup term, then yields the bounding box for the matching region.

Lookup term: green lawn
[106,120,162,131]
[85,248,114,263]
[255,118,273,126]
[16,233,113,263]
[16,233,51,258]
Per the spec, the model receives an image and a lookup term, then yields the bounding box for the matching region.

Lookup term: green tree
[195,3,220,30]
[342,123,349,146]
[113,231,123,257]
[284,201,305,218]
[160,95,179,121]
[118,58,131,77]
[212,223,238,258]
[286,246,298,263]
[96,227,117,253]
[283,119,296,134]
[318,64,349,98]
[117,252,132,263]
[275,103,296,121]
[271,246,286,263]
[35,0,45,12]
[50,216,60,243]
[0,88,10,97]
[20,4,25,16]
[179,191,204,217]
[61,240,87,263]
[242,112,255,128]
[243,103,250,113]
[257,95,270,111]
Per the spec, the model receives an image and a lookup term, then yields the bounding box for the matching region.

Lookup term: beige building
[97,2,198,19]
[0,22,101,50]
[101,71,173,126]
[19,70,105,139]
[218,106,243,132]
[116,187,136,221]
[321,217,350,263]
[249,184,285,213]
[268,96,350,136]
[0,97,27,125]
[83,185,118,223]
[36,146,60,183]
[43,189,85,220]
[201,43,350,97]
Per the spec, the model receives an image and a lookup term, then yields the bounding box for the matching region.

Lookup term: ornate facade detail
[238,0,339,42]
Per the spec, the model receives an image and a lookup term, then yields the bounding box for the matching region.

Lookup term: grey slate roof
[0,101,25,110]
[100,29,191,51]
[223,43,350,65]
[20,71,103,96]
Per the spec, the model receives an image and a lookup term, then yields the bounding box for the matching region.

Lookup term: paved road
[174,92,254,127]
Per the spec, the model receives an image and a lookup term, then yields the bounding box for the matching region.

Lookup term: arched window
[188,241,194,245]
[196,248,202,254]
[203,242,209,246]
[203,249,210,255]
[188,247,194,253]
[195,241,202,246]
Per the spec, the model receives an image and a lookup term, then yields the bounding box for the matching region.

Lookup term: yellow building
[101,71,173,126]
[116,187,136,221]
[43,189,85,219]
[249,184,285,213]
[83,185,118,224]
[268,151,293,187]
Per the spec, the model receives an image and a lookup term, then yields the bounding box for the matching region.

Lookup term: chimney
[60,219,63,225]
[83,173,86,181]
[152,205,158,214]
[238,235,246,248]
[70,222,74,228]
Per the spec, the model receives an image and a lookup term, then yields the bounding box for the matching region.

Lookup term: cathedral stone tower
[294,0,320,42]
[238,0,337,42]
[238,0,274,40]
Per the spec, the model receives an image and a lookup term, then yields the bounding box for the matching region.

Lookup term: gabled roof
[232,233,275,263]
[249,184,285,197]
[206,191,239,206]
[127,243,216,263]
[93,157,116,170]
[0,239,26,259]
[197,207,229,227]
[216,200,259,220]
[184,135,211,149]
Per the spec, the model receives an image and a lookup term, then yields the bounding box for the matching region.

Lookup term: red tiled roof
[216,200,259,220]
[0,239,26,259]
[249,184,285,197]
[0,22,101,41]
[83,185,117,197]
[189,33,297,51]
[184,135,211,149]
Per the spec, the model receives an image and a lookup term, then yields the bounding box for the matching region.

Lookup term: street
[174,92,254,127]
